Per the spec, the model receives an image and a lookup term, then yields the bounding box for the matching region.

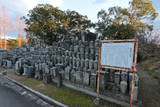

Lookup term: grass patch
[19,78,93,106]
[14,76,119,107]
[139,57,160,107]
[0,66,6,71]
[140,57,160,82]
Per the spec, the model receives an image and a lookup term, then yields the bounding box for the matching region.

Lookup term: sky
[0,0,160,38]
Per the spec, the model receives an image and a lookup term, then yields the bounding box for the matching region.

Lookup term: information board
[100,40,137,71]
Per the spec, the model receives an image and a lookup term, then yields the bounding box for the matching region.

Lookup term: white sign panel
[101,42,135,69]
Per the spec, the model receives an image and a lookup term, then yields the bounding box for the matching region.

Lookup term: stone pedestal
[80,59,84,68]
[76,58,80,69]
[115,72,120,85]
[85,59,89,70]
[75,71,83,84]
[90,74,96,89]
[99,74,105,90]
[73,57,76,68]
[94,60,98,72]
[83,72,90,86]
[65,66,71,80]
[57,73,62,87]
[43,73,51,83]
[69,57,72,67]
[23,65,34,78]
[120,81,127,94]
[71,69,76,83]
[89,60,94,70]
[6,60,12,68]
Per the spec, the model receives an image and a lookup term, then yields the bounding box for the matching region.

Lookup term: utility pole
[0,22,2,48]
[1,6,8,49]
[2,6,6,49]
[16,16,25,47]
[0,6,2,48]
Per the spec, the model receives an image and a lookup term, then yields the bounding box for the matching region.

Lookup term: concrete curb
[5,76,68,107]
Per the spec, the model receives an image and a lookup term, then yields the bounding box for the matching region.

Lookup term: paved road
[0,85,41,107]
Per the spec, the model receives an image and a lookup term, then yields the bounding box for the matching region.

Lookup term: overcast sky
[0,0,160,38]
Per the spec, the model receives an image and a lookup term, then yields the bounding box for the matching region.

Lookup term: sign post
[97,39,138,107]
[96,45,101,98]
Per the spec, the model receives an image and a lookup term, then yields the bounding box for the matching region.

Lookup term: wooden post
[96,71,100,97]
[96,41,102,103]
[130,69,136,107]
[130,40,138,107]
[96,43,101,97]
